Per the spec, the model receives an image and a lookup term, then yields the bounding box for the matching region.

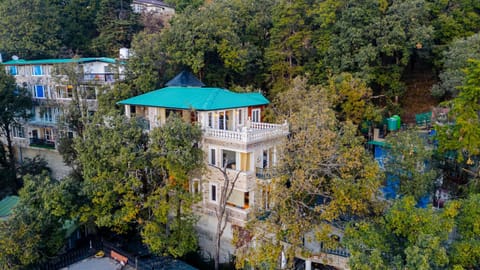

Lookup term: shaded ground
[400,68,438,125]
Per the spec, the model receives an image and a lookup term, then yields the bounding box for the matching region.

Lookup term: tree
[344,196,458,270]
[208,164,241,270]
[327,0,433,101]
[428,0,480,66]
[449,194,480,269]
[436,59,480,163]
[384,129,439,201]
[431,32,480,98]
[75,114,148,232]
[0,173,73,269]
[141,115,203,258]
[328,73,381,125]
[0,0,61,59]
[58,0,100,56]
[163,0,203,12]
[161,0,274,87]
[0,69,33,191]
[91,0,141,57]
[75,113,203,258]
[235,77,383,269]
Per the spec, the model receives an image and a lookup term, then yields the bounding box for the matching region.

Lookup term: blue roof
[165,70,205,87]
[2,57,117,65]
[0,195,19,218]
[118,87,269,111]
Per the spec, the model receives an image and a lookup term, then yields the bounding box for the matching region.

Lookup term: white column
[305,260,312,270]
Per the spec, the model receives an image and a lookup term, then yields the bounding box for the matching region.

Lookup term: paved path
[63,257,134,270]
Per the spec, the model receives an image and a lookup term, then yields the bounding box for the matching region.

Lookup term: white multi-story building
[131,0,175,17]
[1,57,121,179]
[118,71,289,262]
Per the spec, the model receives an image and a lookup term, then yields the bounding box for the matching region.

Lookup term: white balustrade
[203,121,289,143]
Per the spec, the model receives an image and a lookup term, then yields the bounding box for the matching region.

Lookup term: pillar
[305,260,312,270]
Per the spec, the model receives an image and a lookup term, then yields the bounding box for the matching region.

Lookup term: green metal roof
[118,87,270,111]
[2,57,117,65]
[0,195,19,218]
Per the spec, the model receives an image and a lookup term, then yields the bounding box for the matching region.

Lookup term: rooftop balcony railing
[203,121,289,144]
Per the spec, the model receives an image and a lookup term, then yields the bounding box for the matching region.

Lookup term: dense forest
[1,0,480,269]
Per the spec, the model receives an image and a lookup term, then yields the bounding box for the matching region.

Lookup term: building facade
[1,57,121,179]
[131,0,175,17]
[118,72,289,262]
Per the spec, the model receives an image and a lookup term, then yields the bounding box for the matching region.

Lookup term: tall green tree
[0,173,74,269]
[449,194,480,269]
[0,69,33,191]
[163,0,203,12]
[75,114,148,232]
[161,0,274,87]
[59,0,100,56]
[142,115,203,258]
[0,0,61,59]
[431,32,480,98]
[384,130,439,200]
[327,0,433,101]
[265,0,314,95]
[344,196,458,270]
[427,0,480,65]
[92,0,141,57]
[236,77,383,269]
[436,59,480,163]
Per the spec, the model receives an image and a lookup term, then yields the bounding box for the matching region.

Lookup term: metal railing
[29,138,55,149]
[256,167,279,180]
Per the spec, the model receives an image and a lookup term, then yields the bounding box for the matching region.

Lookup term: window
[192,180,200,194]
[34,85,45,98]
[41,107,53,122]
[56,85,73,99]
[9,66,17,75]
[211,184,217,202]
[80,85,96,99]
[12,125,25,138]
[222,149,237,169]
[33,65,43,76]
[209,148,216,166]
[237,109,243,125]
[44,128,52,140]
[207,112,213,128]
[252,108,260,122]
[219,111,226,130]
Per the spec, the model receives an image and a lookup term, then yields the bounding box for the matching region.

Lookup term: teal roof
[0,195,19,218]
[118,87,269,111]
[2,57,116,65]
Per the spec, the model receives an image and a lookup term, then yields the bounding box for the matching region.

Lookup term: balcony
[203,121,289,144]
[82,73,115,83]
[29,138,55,149]
[256,167,279,181]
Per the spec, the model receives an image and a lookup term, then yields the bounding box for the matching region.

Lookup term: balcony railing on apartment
[83,73,115,83]
[256,167,279,180]
[29,138,55,149]
[318,244,350,258]
[203,121,289,143]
